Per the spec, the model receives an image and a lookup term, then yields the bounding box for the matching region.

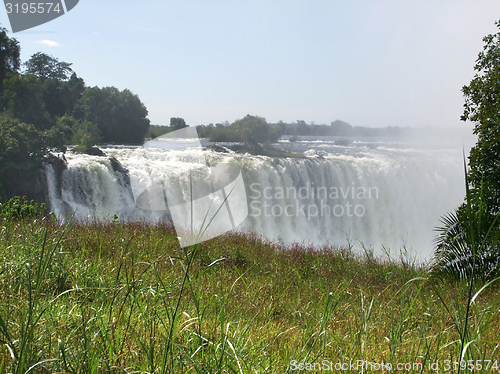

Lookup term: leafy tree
[170,117,187,131]
[40,73,85,119]
[433,20,500,281]
[54,115,76,143]
[3,49,84,129]
[231,114,281,150]
[3,74,53,130]
[0,26,20,99]
[0,119,46,164]
[3,72,84,130]
[330,120,352,136]
[24,52,73,80]
[76,86,150,144]
[71,119,101,148]
[205,124,239,142]
[64,73,85,113]
[461,20,500,218]
[0,118,64,198]
[203,115,282,149]
[295,120,309,135]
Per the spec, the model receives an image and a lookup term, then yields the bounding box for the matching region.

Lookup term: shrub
[0,196,46,220]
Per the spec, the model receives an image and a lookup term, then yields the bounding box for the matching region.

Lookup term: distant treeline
[194,119,413,140]
[271,120,413,137]
[148,116,283,146]
[150,118,416,142]
[196,116,281,145]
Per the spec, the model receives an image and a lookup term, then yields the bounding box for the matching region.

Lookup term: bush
[0,196,46,220]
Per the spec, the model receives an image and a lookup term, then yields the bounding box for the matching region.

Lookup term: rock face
[41,154,68,205]
[109,156,134,193]
[4,148,130,210]
[43,153,141,219]
[204,144,233,153]
[1,155,67,204]
[38,148,104,206]
[72,145,107,157]
[2,167,47,204]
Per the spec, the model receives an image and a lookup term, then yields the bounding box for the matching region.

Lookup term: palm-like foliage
[433,160,500,281]
[433,209,500,281]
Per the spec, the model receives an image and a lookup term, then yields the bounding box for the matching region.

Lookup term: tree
[24,52,73,80]
[3,71,84,130]
[330,120,352,136]
[70,119,101,149]
[0,119,46,164]
[170,117,187,131]
[0,26,20,102]
[76,86,150,144]
[0,118,65,198]
[461,20,500,219]
[433,20,500,281]
[64,73,85,113]
[3,74,53,130]
[3,49,83,128]
[295,120,308,135]
[41,73,85,119]
[231,114,281,150]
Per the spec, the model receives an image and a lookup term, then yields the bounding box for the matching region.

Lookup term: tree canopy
[0,117,66,198]
[0,26,20,101]
[170,117,188,131]
[433,20,500,281]
[24,52,73,80]
[200,114,282,151]
[76,86,150,144]
[0,30,150,146]
[461,20,500,218]
[232,115,280,148]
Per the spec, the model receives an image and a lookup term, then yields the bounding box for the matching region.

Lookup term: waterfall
[45,143,465,259]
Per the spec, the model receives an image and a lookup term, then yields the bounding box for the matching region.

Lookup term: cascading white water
[45,139,467,260]
[239,149,464,259]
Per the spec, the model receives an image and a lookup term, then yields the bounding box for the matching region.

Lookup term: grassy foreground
[0,219,498,373]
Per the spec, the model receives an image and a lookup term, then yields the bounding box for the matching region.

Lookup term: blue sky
[2,0,500,127]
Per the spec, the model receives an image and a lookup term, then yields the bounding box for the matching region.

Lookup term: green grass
[0,218,499,373]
